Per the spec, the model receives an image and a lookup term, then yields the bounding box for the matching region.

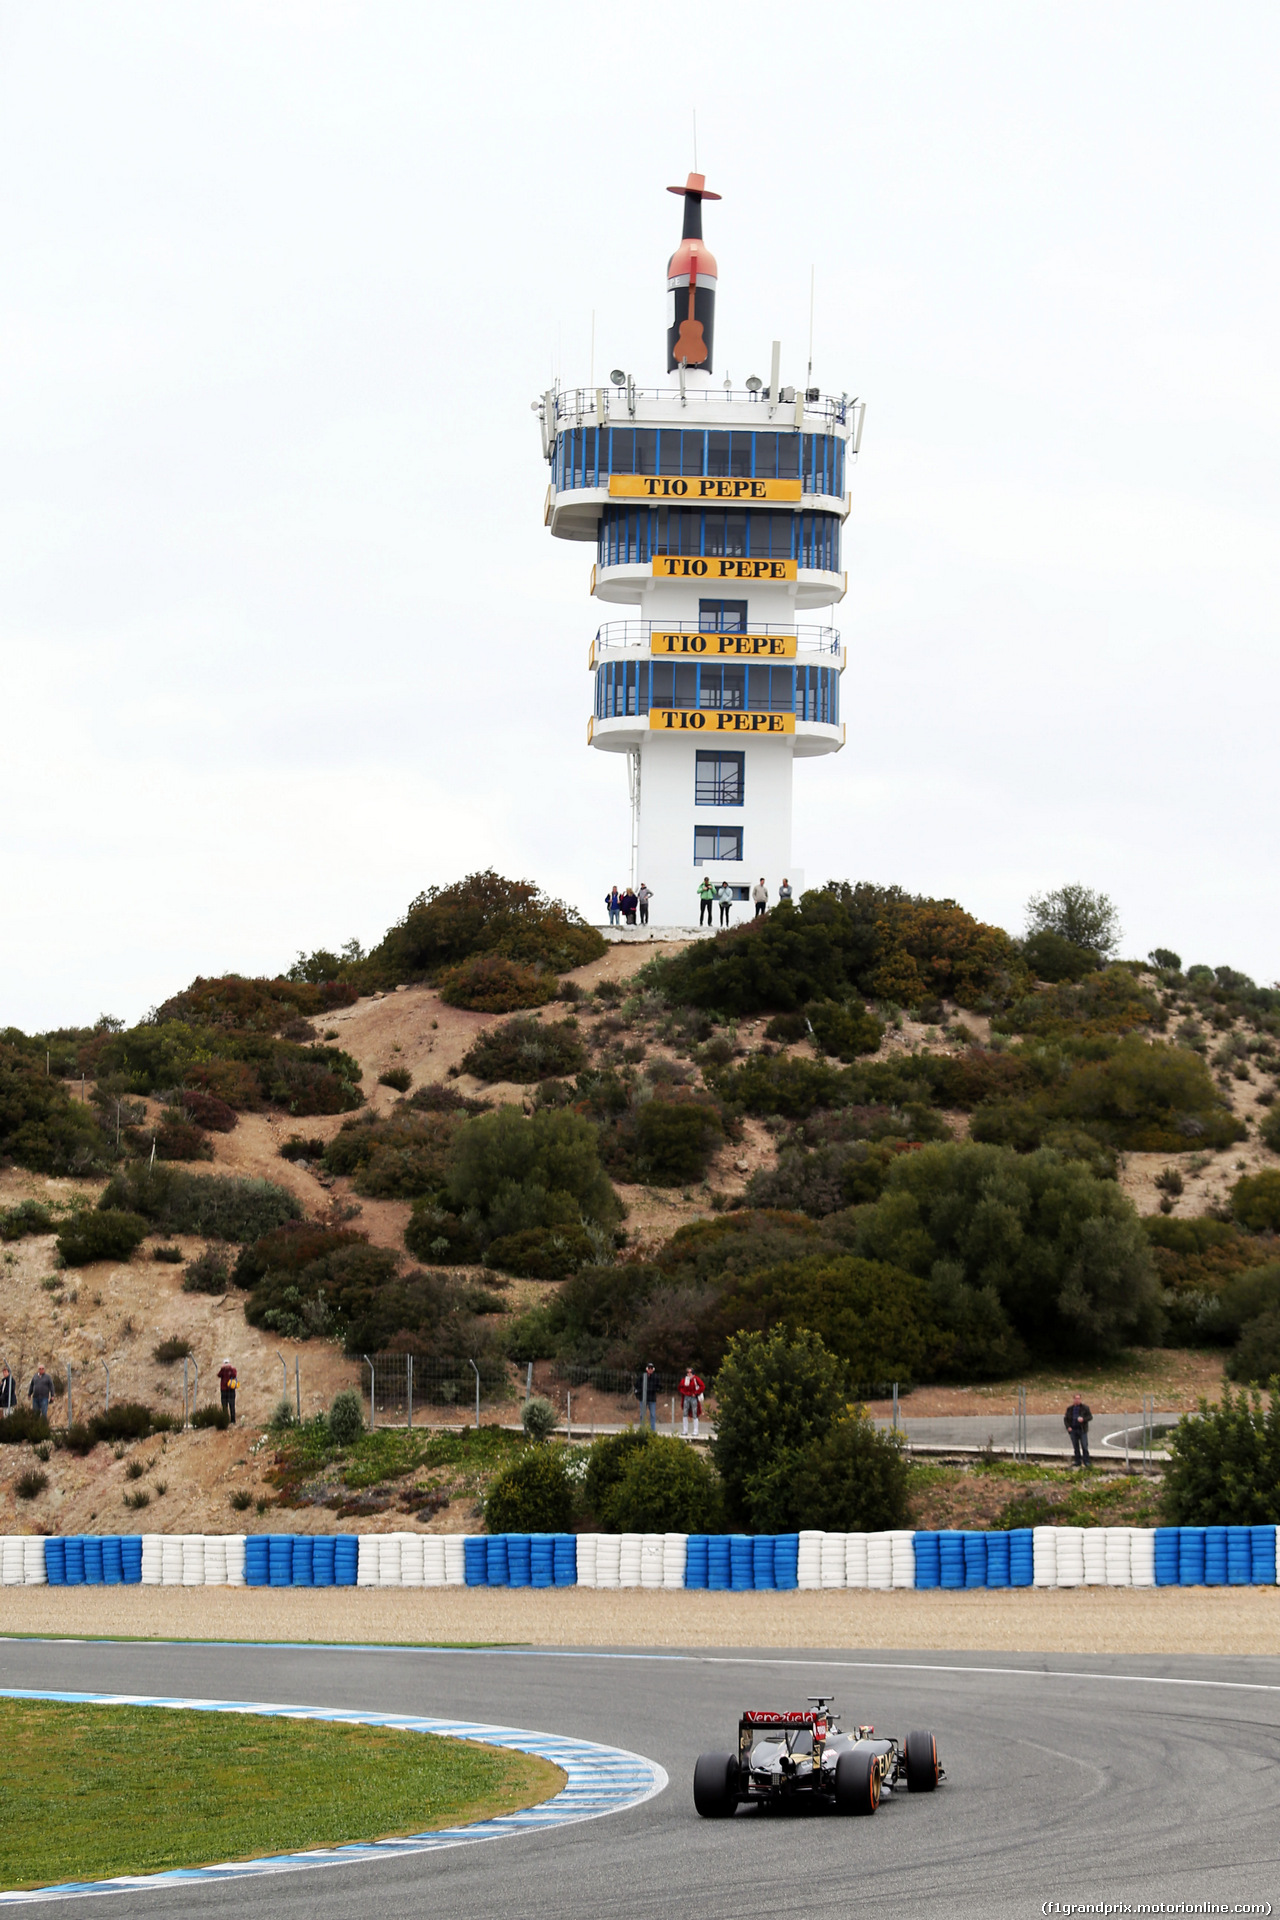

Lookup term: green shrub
[521,1396,558,1442]
[90,1402,160,1443]
[406,1084,491,1116]
[328,1113,462,1201]
[597,1434,722,1532]
[152,1245,183,1262]
[459,1017,586,1084]
[582,1427,655,1518]
[232,1220,368,1290]
[152,1119,212,1162]
[745,1410,910,1532]
[634,1097,723,1184]
[764,1011,810,1044]
[59,1423,99,1456]
[328,1388,365,1445]
[0,1041,110,1174]
[485,1225,597,1281]
[439,956,556,1013]
[152,974,357,1032]
[1227,1309,1280,1385]
[182,1247,230,1295]
[806,1000,884,1061]
[378,1067,412,1092]
[260,1053,363,1116]
[191,1404,231,1430]
[98,1166,302,1242]
[447,1106,620,1236]
[0,1409,50,1445]
[0,1201,55,1242]
[483,1445,575,1531]
[712,1327,848,1528]
[153,1337,192,1363]
[998,966,1158,1040]
[172,1090,238,1132]
[229,1488,254,1511]
[1258,1106,1280,1153]
[1021,929,1101,983]
[403,1202,485,1265]
[713,1254,948,1389]
[15,1469,48,1500]
[278,1134,326,1161]
[1026,884,1120,958]
[363,870,605,988]
[1231,1170,1280,1233]
[651,914,846,1015]
[1162,1384,1280,1523]
[57,1209,149,1267]
[743,1142,895,1216]
[712,1052,848,1118]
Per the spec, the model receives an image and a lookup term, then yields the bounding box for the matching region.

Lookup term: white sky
[2,0,1277,1031]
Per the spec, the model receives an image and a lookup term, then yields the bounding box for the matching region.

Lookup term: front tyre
[693,1752,740,1818]
[833,1748,880,1815]
[904,1730,939,1792]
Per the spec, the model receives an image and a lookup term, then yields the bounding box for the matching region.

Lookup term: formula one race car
[694,1698,942,1817]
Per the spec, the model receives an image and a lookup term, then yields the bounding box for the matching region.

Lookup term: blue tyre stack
[291,1536,314,1587]
[507,1535,531,1588]
[102,1537,123,1585]
[985,1532,1010,1589]
[773,1534,799,1590]
[530,1535,554,1588]
[1250,1526,1277,1584]
[685,1536,709,1589]
[913,1532,941,1589]
[707,1537,730,1591]
[1178,1527,1206,1586]
[64,1537,85,1586]
[121,1537,142,1584]
[485,1536,509,1587]
[1203,1526,1227,1586]
[752,1536,775,1591]
[82,1537,104,1585]
[729,1536,753,1591]
[333,1536,358,1586]
[45,1539,66,1585]
[312,1537,335,1587]
[938,1532,964,1590]
[963,1533,987,1588]
[1153,1528,1180,1585]
[1009,1529,1034,1587]
[244,1536,270,1587]
[268,1535,293,1587]
[463,1537,487,1586]
[553,1533,576,1586]
[1225,1527,1251,1586]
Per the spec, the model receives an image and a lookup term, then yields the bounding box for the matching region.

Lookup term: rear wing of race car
[738,1709,829,1759]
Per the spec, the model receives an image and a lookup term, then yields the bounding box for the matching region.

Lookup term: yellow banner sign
[610,474,801,503]
[649,709,795,736]
[651,556,797,583]
[651,630,797,659]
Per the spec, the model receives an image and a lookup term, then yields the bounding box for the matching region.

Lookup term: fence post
[671,1395,675,1436]
[66,1361,73,1429]
[892,1382,899,1434]
[525,1361,533,1402]
[469,1358,480,1432]
[407,1354,413,1432]
[191,1361,198,1424]
[566,1390,572,1442]
[364,1354,374,1432]
[274,1350,287,1410]
[182,1357,188,1430]
[294,1355,301,1421]
[101,1361,110,1413]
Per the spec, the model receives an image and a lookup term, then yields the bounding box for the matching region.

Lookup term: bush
[91,1402,161,1442]
[325,1112,463,1201]
[57,1209,149,1267]
[521,1396,558,1441]
[0,1201,54,1242]
[261,1054,363,1116]
[229,1488,254,1511]
[998,967,1158,1041]
[1026,884,1120,958]
[403,1203,485,1265]
[15,1469,48,1500]
[652,913,847,1015]
[407,1084,491,1116]
[597,1434,722,1533]
[364,870,605,988]
[713,1052,848,1119]
[483,1445,575,1531]
[181,1247,231,1294]
[459,1017,586,1084]
[98,1166,302,1242]
[328,1388,365,1445]
[171,1090,238,1133]
[764,1011,810,1044]
[378,1067,412,1092]
[59,1424,99,1456]
[743,1142,895,1216]
[712,1328,849,1528]
[153,974,358,1032]
[152,1119,213,1162]
[1021,929,1101,983]
[485,1225,597,1281]
[713,1255,948,1389]
[1227,1310,1280,1385]
[447,1106,620,1237]
[279,1134,327,1161]
[151,1245,183,1263]
[0,1409,50,1445]
[439,956,556,1014]
[746,1411,910,1532]
[1231,1170,1280,1233]
[1162,1384,1280,1523]
[0,1041,110,1174]
[153,1337,192,1363]
[634,1097,723,1184]
[582,1427,655,1519]
[191,1404,231,1430]
[1259,1106,1280,1154]
[806,1000,883,1061]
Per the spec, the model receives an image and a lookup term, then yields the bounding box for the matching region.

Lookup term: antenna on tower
[807,267,815,388]
[692,107,698,171]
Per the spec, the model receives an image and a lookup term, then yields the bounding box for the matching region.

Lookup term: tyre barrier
[2,1525,1277,1589]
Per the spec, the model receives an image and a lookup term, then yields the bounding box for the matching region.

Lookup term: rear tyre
[834,1748,880,1815]
[693,1752,740,1818]
[904,1729,939,1792]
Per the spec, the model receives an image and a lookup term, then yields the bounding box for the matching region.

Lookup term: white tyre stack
[356,1536,378,1586]
[866,1533,894,1591]
[661,1533,687,1590]
[596,1535,621,1589]
[202,1536,227,1585]
[225,1536,246,1587]
[797,1531,823,1591]
[140,1535,163,1587]
[443,1537,466,1586]
[1128,1529,1156,1587]
[1,1538,24,1586]
[618,1534,643,1589]
[820,1533,847,1588]
[377,1536,402,1587]
[161,1538,184,1586]
[1032,1526,1058,1588]
[1081,1529,1107,1586]
[400,1535,424,1588]
[844,1533,869,1589]
[180,1536,205,1587]
[422,1537,445,1587]
[890,1531,916,1590]
[1104,1527,1131,1586]
[576,1534,600,1589]
[23,1537,48,1586]
[639,1534,664,1589]
[1055,1527,1085,1588]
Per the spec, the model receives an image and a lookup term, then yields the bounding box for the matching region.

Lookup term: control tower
[534,173,862,925]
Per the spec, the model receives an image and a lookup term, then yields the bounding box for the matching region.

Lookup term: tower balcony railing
[548,385,858,431]
[593,620,842,659]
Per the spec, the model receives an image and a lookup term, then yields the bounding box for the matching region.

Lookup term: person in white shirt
[637,883,652,926]
[751,879,769,918]
[716,881,733,927]
[778,878,793,904]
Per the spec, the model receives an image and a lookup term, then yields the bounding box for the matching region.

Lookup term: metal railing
[593,620,842,657]
[547,386,859,431]
[363,1354,513,1432]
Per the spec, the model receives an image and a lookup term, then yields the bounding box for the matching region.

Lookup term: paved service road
[3,1637,1277,1917]
[876,1410,1178,1458]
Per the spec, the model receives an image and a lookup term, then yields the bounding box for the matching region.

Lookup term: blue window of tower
[699,599,748,632]
[694,826,744,865]
[695,752,745,805]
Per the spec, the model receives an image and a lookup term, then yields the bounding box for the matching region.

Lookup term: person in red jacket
[217,1358,238,1425]
[679,1365,706,1439]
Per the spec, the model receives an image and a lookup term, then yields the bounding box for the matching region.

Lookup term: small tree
[712,1328,847,1527]
[1025,884,1121,958]
[599,1435,722,1532]
[1162,1384,1280,1524]
[484,1446,575,1532]
[327,1388,365,1446]
[521,1395,558,1442]
[746,1410,910,1532]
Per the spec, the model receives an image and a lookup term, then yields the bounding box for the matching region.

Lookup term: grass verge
[0,1701,563,1889]
[907,1457,1164,1531]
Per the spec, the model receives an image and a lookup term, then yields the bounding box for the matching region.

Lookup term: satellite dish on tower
[609,369,626,386]
[745,375,763,392]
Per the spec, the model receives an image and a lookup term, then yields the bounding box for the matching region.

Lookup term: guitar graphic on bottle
[673,261,708,367]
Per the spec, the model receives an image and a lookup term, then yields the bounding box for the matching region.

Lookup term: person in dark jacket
[1064,1393,1092,1466]
[0,1366,15,1416]
[634,1362,660,1431]
[619,887,638,926]
[217,1358,238,1424]
[28,1366,53,1420]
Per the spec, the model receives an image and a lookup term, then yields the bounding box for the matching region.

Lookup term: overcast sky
[2,0,1277,1032]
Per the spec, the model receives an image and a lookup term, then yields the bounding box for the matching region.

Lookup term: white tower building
[535,173,861,926]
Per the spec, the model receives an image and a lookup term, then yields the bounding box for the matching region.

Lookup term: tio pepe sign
[650,631,797,658]
[649,710,795,735]
[609,475,801,502]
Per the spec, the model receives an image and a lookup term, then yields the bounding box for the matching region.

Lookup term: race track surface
[2,1636,1277,1917]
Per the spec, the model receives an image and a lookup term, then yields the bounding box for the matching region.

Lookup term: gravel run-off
[2,1587,1277,1655]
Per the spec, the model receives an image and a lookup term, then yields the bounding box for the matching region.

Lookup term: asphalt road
[3,1636,1277,1917]
[878,1410,1178,1458]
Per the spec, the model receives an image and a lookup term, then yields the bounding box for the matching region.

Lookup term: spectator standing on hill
[716,881,733,927]
[635,1362,660,1431]
[218,1358,238,1425]
[1064,1393,1092,1467]
[0,1367,15,1417]
[605,886,620,926]
[752,878,769,918]
[28,1366,52,1420]
[637,882,652,926]
[697,878,715,927]
[778,878,794,904]
[678,1365,706,1439]
[619,886,637,926]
